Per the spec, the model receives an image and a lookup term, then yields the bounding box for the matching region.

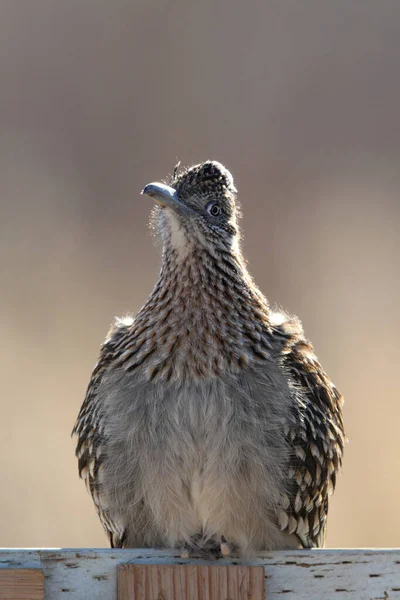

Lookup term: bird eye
[206,202,222,217]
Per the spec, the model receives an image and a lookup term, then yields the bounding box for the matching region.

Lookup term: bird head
[142,161,240,257]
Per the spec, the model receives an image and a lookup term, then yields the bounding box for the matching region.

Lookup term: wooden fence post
[117,564,265,599]
[0,569,44,600]
[0,548,399,599]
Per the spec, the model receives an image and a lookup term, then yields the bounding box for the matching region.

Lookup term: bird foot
[220,536,233,556]
[180,535,234,558]
[180,543,190,559]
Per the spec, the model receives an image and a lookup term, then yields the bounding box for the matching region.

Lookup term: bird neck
[153,245,268,317]
[121,246,273,381]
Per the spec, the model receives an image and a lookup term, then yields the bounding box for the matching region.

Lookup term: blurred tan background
[0,0,399,549]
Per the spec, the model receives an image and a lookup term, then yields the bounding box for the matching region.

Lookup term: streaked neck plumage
[118,226,273,382]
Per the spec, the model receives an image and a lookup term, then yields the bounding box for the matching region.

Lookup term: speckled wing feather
[72,322,129,548]
[274,316,345,547]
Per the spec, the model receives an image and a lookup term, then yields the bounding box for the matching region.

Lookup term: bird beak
[141,182,187,214]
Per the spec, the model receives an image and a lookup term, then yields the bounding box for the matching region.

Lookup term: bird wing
[273,315,345,547]
[72,322,130,548]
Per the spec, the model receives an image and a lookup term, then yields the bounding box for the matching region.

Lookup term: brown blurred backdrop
[0,0,399,549]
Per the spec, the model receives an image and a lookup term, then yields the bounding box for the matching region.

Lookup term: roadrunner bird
[73,160,345,556]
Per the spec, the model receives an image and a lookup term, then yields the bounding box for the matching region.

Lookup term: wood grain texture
[0,549,399,599]
[0,569,44,600]
[117,564,265,600]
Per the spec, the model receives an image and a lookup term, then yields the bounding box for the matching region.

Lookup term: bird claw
[180,543,190,559]
[220,536,232,556]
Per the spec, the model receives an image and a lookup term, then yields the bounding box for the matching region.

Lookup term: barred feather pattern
[272,314,345,546]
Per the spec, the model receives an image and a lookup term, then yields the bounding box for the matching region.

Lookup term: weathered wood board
[0,548,399,600]
[0,569,44,600]
[117,564,265,599]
